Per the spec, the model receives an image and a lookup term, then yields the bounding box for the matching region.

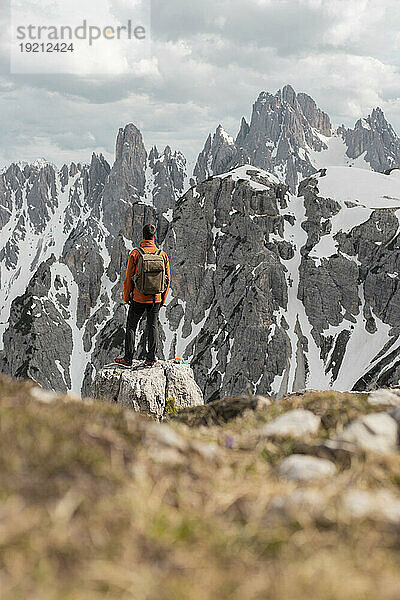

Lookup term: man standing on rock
[115,223,170,367]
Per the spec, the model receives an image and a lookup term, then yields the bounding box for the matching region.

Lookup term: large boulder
[90,360,203,418]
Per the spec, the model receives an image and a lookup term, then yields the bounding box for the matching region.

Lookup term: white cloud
[0,0,399,166]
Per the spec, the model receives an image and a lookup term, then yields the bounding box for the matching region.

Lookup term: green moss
[165,395,180,416]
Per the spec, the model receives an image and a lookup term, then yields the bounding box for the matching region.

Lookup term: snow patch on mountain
[316,166,400,208]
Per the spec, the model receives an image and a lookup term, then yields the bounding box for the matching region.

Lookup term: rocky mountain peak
[87,153,110,208]
[235,116,250,147]
[281,83,297,106]
[109,123,147,207]
[297,92,331,136]
[148,145,160,168]
[194,84,330,191]
[163,145,173,158]
[339,106,400,172]
[193,124,239,183]
[149,145,187,226]
[254,90,274,105]
[371,106,387,124]
[115,123,146,166]
[352,108,387,133]
[215,124,234,143]
[89,152,109,173]
[194,86,399,192]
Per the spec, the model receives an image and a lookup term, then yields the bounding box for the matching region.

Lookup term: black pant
[124,301,161,362]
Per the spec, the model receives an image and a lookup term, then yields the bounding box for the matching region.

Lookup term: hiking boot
[114,357,132,367]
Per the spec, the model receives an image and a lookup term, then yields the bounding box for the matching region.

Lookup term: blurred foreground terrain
[1,372,400,599]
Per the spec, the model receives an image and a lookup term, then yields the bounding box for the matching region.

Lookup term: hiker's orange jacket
[124,239,171,305]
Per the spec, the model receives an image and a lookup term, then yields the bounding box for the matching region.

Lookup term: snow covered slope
[316,165,400,207]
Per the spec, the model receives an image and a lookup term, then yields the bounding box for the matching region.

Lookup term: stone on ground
[332,412,398,454]
[90,360,203,418]
[259,409,320,439]
[277,454,336,481]
[269,488,328,517]
[368,389,400,407]
[143,422,220,466]
[342,489,400,523]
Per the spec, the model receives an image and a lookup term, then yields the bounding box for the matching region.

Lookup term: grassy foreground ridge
[1,373,400,599]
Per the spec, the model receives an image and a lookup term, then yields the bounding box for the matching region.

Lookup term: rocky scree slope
[2,372,400,600]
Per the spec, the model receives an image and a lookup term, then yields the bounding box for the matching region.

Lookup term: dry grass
[1,375,400,599]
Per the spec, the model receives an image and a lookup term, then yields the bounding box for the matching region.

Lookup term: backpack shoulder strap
[157,249,162,256]
[136,247,145,256]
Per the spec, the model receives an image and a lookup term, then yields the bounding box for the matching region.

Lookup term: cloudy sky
[1,0,400,168]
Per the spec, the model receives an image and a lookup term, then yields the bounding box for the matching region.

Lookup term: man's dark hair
[143,223,156,240]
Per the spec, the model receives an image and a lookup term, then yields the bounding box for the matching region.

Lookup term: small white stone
[333,412,398,454]
[343,489,400,523]
[189,439,220,461]
[254,395,271,407]
[259,409,321,439]
[30,387,59,403]
[368,389,400,407]
[145,423,188,452]
[277,454,336,481]
[270,488,325,511]
[150,448,186,466]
